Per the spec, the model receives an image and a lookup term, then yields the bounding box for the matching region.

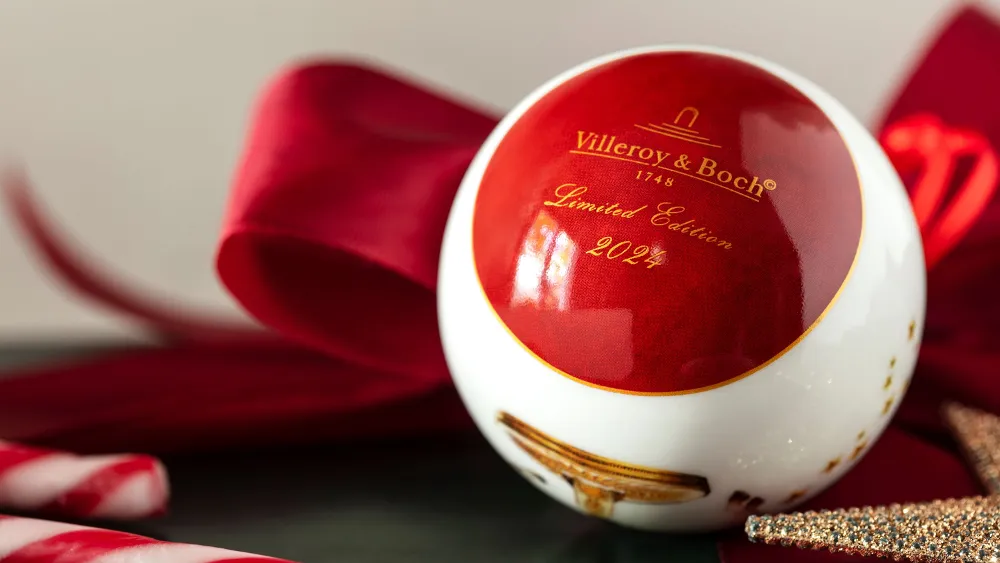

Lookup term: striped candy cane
[0,441,168,520]
[0,515,296,563]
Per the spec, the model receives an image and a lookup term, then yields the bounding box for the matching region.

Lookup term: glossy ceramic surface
[438,45,926,531]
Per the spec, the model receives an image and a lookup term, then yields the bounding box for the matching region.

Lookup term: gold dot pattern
[884,397,896,415]
[784,490,807,503]
[851,442,868,461]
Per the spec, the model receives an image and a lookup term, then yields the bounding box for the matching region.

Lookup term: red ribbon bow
[881,114,998,269]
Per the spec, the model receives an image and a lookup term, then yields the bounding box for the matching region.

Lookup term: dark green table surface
[0,345,725,563]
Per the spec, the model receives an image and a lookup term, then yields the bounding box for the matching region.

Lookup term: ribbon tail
[0,168,269,343]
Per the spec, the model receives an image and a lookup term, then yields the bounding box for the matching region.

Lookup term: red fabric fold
[217,63,497,379]
[0,62,498,453]
[0,340,469,454]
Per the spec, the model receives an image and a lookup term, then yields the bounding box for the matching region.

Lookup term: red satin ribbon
[880,114,998,270]
[0,63,497,455]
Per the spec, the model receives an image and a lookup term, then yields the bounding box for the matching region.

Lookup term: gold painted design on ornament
[908,320,917,341]
[823,457,842,473]
[784,490,807,504]
[496,411,710,517]
[889,356,897,369]
[857,430,866,441]
[469,60,866,398]
[883,375,893,390]
[851,442,868,461]
[728,490,765,515]
[883,397,895,415]
[634,107,723,149]
[518,467,547,485]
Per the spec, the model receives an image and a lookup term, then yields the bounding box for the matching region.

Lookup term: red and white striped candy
[0,515,296,563]
[0,441,168,520]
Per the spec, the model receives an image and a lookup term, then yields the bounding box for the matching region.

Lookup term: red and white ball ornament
[438,45,925,531]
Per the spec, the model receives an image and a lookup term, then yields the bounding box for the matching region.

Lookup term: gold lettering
[748,177,777,197]
[621,206,647,218]
[669,219,693,232]
[570,129,777,201]
[651,203,686,226]
[697,157,717,177]
[544,183,643,219]
[649,204,733,251]
[544,183,588,207]
[595,135,609,152]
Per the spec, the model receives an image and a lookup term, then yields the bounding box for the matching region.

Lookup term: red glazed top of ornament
[471,51,862,395]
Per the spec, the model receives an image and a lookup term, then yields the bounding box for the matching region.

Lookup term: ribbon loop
[880,114,999,270]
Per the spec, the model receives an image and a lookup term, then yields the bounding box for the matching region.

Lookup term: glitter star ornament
[744,403,1000,561]
[746,497,1000,562]
[943,402,1000,493]
[438,45,926,531]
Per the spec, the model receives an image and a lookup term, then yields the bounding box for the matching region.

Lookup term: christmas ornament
[943,402,1000,494]
[743,404,1000,561]
[746,496,1000,562]
[437,45,926,531]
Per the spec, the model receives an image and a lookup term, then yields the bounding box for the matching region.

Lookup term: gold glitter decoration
[746,496,1000,562]
[746,402,1000,561]
[824,457,842,473]
[890,357,897,368]
[858,430,867,441]
[909,320,918,341]
[943,402,1000,494]
[885,375,894,390]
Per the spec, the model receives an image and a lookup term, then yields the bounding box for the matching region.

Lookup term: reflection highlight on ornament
[511,211,576,310]
[497,411,710,518]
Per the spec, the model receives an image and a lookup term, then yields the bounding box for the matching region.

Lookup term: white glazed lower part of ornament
[437,45,926,532]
